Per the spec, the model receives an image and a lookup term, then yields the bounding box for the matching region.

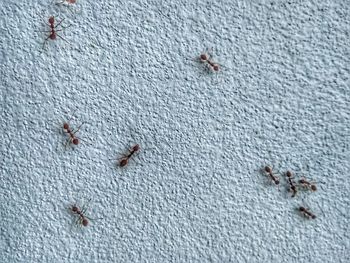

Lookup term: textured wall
[0,0,349,262]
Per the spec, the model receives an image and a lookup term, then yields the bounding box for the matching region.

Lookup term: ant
[198,52,220,72]
[117,144,140,167]
[55,0,78,14]
[70,204,89,227]
[56,0,77,5]
[264,166,280,185]
[299,206,316,219]
[286,170,297,197]
[62,111,84,148]
[298,178,317,192]
[39,16,70,49]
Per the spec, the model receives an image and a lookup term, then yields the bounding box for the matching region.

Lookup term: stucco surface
[0,0,349,262]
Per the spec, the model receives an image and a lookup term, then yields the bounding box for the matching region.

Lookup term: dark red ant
[299,206,316,219]
[62,111,84,148]
[286,170,297,197]
[39,16,70,48]
[70,204,89,226]
[298,178,317,192]
[118,144,140,167]
[199,52,220,72]
[264,166,280,185]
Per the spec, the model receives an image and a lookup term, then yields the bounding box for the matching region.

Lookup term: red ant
[56,0,77,5]
[117,144,140,167]
[299,206,316,219]
[286,171,297,197]
[39,16,70,49]
[55,0,78,14]
[62,111,84,148]
[199,52,220,72]
[70,204,89,227]
[298,178,317,192]
[264,166,280,185]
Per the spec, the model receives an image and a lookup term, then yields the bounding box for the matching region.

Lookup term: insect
[299,206,316,219]
[39,16,70,49]
[298,178,317,192]
[264,166,280,185]
[286,170,297,197]
[62,111,84,148]
[118,144,140,167]
[55,0,77,14]
[56,0,77,5]
[70,204,89,227]
[198,51,220,72]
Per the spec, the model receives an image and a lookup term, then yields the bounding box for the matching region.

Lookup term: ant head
[63,123,69,130]
[72,138,79,145]
[275,180,280,185]
[120,159,128,167]
[286,171,292,177]
[71,205,78,212]
[49,16,55,24]
[264,166,272,173]
[200,54,208,61]
[311,185,317,191]
[213,64,220,72]
[82,219,89,227]
[311,215,316,219]
[299,206,306,212]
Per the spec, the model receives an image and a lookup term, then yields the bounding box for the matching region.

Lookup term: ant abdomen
[120,159,128,167]
[82,218,89,226]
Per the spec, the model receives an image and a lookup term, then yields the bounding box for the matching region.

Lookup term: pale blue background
[0,0,349,262]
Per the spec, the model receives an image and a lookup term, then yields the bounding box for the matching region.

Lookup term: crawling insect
[264,166,280,185]
[70,204,90,227]
[299,206,316,219]
[39,16,71,49]
[198,52,220,72]
[298,178,317,192]
[56,0,77,5]
[286,170,297,197]
[118,144,140,167]
[61,110,84,149]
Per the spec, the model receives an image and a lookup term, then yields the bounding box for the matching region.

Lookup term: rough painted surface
[0,0,349,262]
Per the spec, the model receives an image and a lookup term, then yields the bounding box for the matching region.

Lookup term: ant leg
[64,137,72,149]
[55,18,65,29]
[55,0,65,5]
[73,122,84,134]
[81,198,92,214]
[34,30,52,33]
[57,34,70,44]
[56,24,72,31]
[65,108,77,127]
[41,37,51,50]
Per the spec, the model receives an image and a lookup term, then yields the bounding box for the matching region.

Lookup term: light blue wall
[0,0,349,262]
